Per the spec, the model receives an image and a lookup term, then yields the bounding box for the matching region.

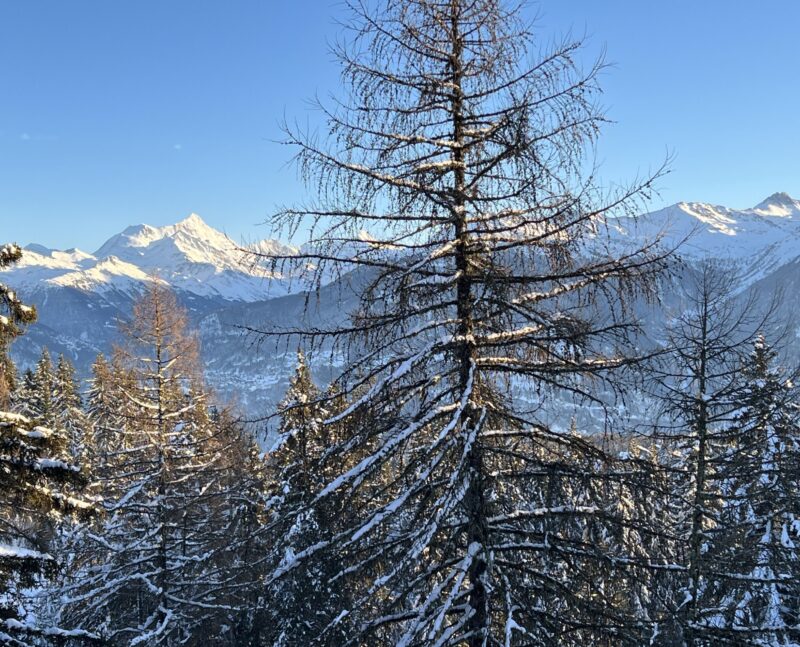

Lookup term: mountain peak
[177,212,209,229]
[752,192,799,216]
[759,191,795,204]
[81,212,302,300]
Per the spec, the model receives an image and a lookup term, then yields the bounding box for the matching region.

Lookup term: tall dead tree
[253,1,669,644]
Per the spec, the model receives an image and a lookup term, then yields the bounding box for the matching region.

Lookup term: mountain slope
[7,213,299,302]
[3,196,800,424]
[613,192,800,285]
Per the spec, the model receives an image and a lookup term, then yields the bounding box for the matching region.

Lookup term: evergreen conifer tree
[708,336,800,645]
[0,243,36,408]
[646,264,780,645]
[84,353,133,492]
[16,349,58,428]
[54,354,90,461]
[209,412,271,646]
[265,352,351,646]
[0,243,93,645]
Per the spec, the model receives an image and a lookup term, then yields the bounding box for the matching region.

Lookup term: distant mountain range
[613,191,800,286]
[14,213,299,301]
[2,213,346,429]
[3,193,799,433]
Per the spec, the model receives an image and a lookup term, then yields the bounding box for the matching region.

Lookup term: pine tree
[265,352,350,646]
[16,351,93,456]
[54,354,90,461]
[0,244,94,645]
[0,243,37,408]
[16,349,58,427]
[84,352,138,494]
[708,336,800,645]
[647,264,781,645]
[15,351,90,463]
[31,354,97,646]
[250,1,669,643]
[208,411,271,646]
[615,441,682,643]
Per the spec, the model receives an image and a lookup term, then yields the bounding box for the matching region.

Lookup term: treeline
[0,280,266,645]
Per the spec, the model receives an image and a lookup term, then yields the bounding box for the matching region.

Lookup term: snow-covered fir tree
[53,354,90,461]
[0,243,94,645]
[84,352,141,496]
[16,349,58,428]
[0,243,37,408]
[15,351,89,464]
[249,0,671,643]
[647,264,784,645]
[706,336,800,645]
[614,441,682,643]
[265,352,352,646]
[207,409,271,646]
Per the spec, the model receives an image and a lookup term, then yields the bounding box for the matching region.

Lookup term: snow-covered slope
[12,195,799,304]
[613,192,800,284]
[4,196,800,420]
[6,214,299,302]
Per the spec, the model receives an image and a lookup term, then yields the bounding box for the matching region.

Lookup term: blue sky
[1,1,798,251]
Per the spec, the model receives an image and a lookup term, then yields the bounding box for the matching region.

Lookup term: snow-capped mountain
[1,214,310,422]
[3,195,800,425]
[613,192,800,285]
[8,213,299,302]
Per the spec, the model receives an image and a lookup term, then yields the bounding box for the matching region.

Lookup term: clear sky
[1,1,798,251]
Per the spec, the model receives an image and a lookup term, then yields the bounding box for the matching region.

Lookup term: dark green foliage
[265,353,350,646]
[703,337,800,645]
[0,243,36,407]
[0,244,92,645]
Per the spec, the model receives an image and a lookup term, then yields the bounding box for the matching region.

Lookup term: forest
[1,1,799,646]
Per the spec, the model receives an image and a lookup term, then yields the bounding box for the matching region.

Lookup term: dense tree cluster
[2,1,799,646]
[0,245,92,645]
[3,274,797,646]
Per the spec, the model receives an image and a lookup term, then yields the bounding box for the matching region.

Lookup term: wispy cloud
[173,143,182,151]
[19,132,58,142]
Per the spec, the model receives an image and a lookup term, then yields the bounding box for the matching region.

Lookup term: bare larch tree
[252,1,669,644]
[646,263,788,646]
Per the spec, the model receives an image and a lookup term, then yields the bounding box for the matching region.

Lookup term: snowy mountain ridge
[8,193,800,304]
[614,192,800,284]
[4,194,800,416]
[8,213,300,302]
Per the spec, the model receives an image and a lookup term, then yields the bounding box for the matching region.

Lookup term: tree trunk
[685,288,710,645]
[449,3,490,642]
